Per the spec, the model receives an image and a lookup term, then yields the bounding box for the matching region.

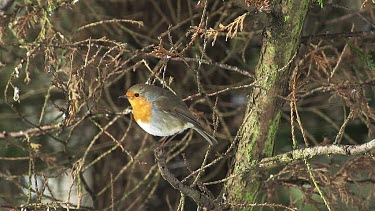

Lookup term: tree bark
[224,0,311,208]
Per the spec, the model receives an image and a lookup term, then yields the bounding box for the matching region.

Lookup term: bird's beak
[118,95,128,99]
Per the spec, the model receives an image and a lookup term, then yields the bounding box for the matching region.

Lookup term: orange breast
[128,95,152,123]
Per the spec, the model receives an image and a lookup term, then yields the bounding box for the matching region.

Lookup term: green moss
[284,15,290,22]
[264,111,281,156]
[245,126,258,161]
[318,0,324,8]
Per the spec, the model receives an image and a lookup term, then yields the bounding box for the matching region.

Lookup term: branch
[0,110,126,140]
[259,139,375,169]
[0,123,61,139]
[168,57,255,78]
[301,31,375,43]
[154,148,222,210]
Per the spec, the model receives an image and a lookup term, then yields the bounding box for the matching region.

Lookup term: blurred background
[0,0,374,210]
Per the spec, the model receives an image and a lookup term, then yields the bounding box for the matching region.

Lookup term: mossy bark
[224,0,311,208]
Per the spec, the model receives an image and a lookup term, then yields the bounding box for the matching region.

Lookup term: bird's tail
[193,127,218,145]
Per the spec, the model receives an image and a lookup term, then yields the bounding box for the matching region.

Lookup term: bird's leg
[159,136,168,147]
[155,137,167,153]
[155,135,178,154]
[160,135,177,147]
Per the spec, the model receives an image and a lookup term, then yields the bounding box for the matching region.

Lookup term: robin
[119,84,217,145]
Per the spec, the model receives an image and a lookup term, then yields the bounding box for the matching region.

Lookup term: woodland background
[0,0,374,210]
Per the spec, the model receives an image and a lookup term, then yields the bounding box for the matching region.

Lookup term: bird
[119,84,217,145]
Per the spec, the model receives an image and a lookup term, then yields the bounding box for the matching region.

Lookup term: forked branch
[154,148,222,210]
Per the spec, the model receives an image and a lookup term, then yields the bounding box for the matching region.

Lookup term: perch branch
[154,148,222,210]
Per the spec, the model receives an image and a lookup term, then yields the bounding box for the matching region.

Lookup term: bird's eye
[134,93,140,97]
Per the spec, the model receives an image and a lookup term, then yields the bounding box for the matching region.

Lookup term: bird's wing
[154,95,218,145]
[153,95,202,128]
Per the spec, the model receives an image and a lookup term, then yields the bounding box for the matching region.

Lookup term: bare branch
[301,31,375,43]
[0,123,61,139]
[259,139,375,169]
[154,148,222,210]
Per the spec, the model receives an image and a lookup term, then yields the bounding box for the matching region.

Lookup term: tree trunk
[224,0,311,208]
